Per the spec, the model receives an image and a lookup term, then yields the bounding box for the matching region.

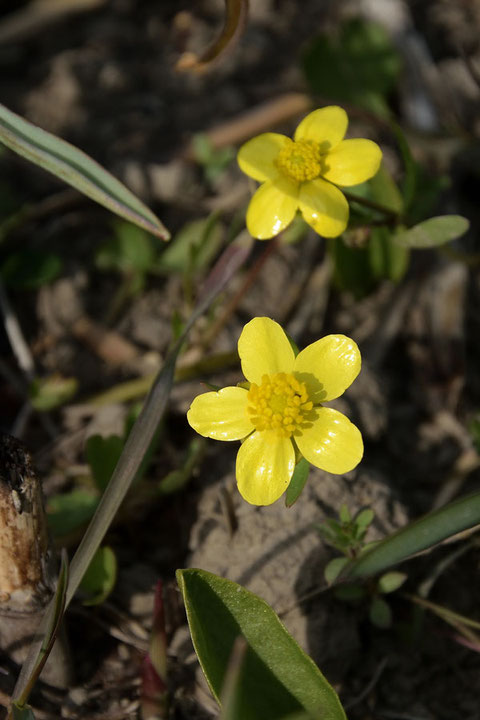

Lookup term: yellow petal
[246,177,299,239]
[238,317,295,384]
[294,335,361,403]
[296,407,363,474]
[322,139,382,187]
[236,430,295,505]
[298,178,349,237]
[187,387,252,441]
[237,133,287,182]
[294,106,348,152]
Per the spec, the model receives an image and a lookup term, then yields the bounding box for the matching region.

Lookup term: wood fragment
[0,433,72,689]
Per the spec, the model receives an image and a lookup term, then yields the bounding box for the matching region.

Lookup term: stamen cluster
[276,138,322,182]
[247,372,313,437]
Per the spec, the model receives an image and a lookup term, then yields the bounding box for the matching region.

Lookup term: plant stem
[343,191,400,222]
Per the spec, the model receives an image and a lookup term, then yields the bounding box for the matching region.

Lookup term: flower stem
[343,191,400,222]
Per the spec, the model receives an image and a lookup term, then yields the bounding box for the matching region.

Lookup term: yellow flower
[187,317,363,506]
[237,106,382,240]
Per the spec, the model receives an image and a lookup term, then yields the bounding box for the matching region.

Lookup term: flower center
[247,372,313,438]
[276,139,322,182]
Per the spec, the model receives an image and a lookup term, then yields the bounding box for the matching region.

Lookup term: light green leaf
[324,557,349,585]
[285,458,310,507]
[29,375,78,411]
[79,546,117,606]
[342,491,480,580]
[354,508,375,530]
[177,569,346,720]
[0,102,169,239]
[369,596,392,629]
[339,504,351,524]
[394,215,469,248]
[378,571,407,594]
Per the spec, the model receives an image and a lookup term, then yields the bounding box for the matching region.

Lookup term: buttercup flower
[237,106,382,240]
[187,317,363,506]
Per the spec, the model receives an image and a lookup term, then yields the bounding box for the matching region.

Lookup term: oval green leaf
[394,215,469,248]
[79,546,117,606]
[342,491,480,580]
[378,571,407,594]
[0,102,169,240]
[176,568,346,720]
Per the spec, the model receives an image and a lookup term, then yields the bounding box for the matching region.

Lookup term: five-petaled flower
[187,317,363,506]
[237,106,382,240]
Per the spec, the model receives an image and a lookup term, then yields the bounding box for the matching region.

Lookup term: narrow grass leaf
[177,568,346,720]
[342,491,480,580]
[15,551,69,710]
[0,102,169,239]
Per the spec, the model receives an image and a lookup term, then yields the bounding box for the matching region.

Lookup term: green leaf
[342,491,480,580]
[0,102,169,239]
[1,249,62,289]
[29,375,78,411]
[368,226,410,282]
[369,596,392,629]
[177,569,346,720]
[285,458,310,507]
[47,489,99,538]
[394,215,469,248]
[157,213,223,273]
[158,437,205,495]
[368,162,404,213]
[324,557,349,585]
[85,434,124,492]
[328,236,376,299]
[79,546,117,606]
[378,571,407,594]
[354,508,375,530]
[95,221,156,274]
[303,19,401,116]
[339,504,351,524]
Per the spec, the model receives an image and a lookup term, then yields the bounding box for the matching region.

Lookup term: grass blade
[0,102,169,239]
[342,491,480,580]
